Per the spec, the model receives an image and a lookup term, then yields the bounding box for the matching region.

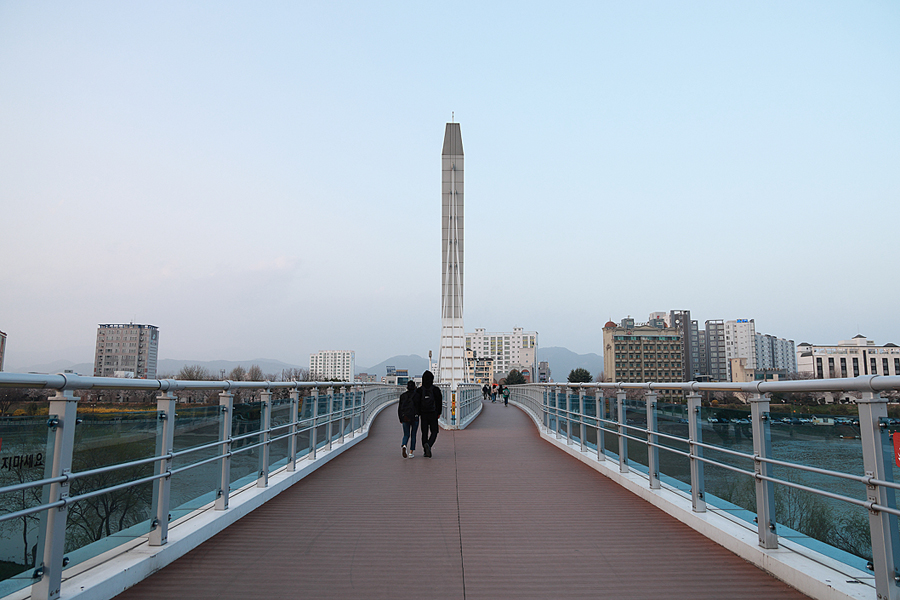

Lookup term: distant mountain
[12,360,94,375]
[356,355,430,379]
[536,347,603,382]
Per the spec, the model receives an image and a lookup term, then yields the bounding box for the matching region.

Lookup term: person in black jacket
[413,370,443,458]
[398,380,418,459]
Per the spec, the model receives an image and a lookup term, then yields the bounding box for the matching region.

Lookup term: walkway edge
[5,402,396,600]
[535,424,874,600]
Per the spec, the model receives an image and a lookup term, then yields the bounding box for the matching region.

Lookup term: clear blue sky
[1,1,898,370]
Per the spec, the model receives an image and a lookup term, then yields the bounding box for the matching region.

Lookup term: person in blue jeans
[398,380,419,458]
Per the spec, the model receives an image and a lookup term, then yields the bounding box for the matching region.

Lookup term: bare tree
[246,365,264,382]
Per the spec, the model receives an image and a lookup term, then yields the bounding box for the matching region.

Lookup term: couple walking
[397,370,443,459]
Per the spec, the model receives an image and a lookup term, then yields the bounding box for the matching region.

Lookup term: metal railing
[439,383,482,429]
[0,372,400,600]
[510,375,900,600]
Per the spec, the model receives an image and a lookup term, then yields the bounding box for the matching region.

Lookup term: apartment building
[756,334,797,372]
[724,319,757,380]
[465,327,537,381]
[309,350,355,382]
[94,323,159,379]
[603,319,684,398]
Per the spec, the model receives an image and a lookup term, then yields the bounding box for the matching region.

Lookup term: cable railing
[510,375,900,600]
[0,372,401,600]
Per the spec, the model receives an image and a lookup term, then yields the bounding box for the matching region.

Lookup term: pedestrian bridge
[0,373,899,600]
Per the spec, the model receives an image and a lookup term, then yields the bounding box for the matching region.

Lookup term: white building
[94,323,159,379]
[797,336,900,379]
[725,319,757,380]
[465,327,537,381]
[309,350,355,382]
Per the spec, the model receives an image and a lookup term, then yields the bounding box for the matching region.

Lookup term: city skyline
[1,2,897,371]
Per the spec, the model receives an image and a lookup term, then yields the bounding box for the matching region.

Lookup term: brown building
[94,323,159,379]
[602,320,684,398]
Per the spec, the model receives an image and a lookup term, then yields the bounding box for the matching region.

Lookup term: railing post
[687,392,706,512]
[346,386,356,439]
[542,387,549,430]
[579,387,586,452]
[32,389,78,600]
[326,386,334,451]
[646,390,659,490]
[287,388,299,471]
[750,392,777,549]
[257,390,271,488]
[215,391,233,511]
[552,387,560,439]
[597,390,606,461]
[149,390,176,546]
[339,386,347,442]
[310,387,319,460]
[617,390,628,473]
[858,391,900,600]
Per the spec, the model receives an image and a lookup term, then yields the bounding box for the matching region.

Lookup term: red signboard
[894,433,900,469]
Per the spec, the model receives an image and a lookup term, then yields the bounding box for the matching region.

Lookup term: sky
[1,1,898,371]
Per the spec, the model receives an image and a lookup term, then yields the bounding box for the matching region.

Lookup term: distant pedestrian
[491,385,497,403]
[502,385,510,406]
[413,370,443,458]
[482,384,489,401]
[398,381,419,459]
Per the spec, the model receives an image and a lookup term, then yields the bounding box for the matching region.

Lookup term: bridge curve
[115,400,808,599]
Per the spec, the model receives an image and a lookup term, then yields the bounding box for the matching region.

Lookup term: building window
[853,358,860,377]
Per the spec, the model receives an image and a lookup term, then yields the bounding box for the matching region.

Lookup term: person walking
[482,384,489,401]
[491,385,497,403]
[398,380,419,458]
[414,370,443,458]
[502,384,510,407]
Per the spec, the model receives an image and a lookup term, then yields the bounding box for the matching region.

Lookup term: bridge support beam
[687,392,706,513]
[858,390,900,600]
[750,393,777,549]
[150,391,176,546]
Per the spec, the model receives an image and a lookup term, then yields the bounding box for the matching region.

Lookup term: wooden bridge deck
[115,400,809,599]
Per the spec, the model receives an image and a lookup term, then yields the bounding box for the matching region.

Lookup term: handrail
[0,374,402,600]
[509,379,900,600]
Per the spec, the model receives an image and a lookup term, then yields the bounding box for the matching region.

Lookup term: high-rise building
[603,320,684,399]
[704,320,728,381]
[94,324,159,379]
[438,122,467,388]
[0,330,6,371]
[797,336,900,379]
[724,319,757,380]
[309,350,355,382]
[669,310,699,381]
[465,327,537,382]
[756,333,796,372]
